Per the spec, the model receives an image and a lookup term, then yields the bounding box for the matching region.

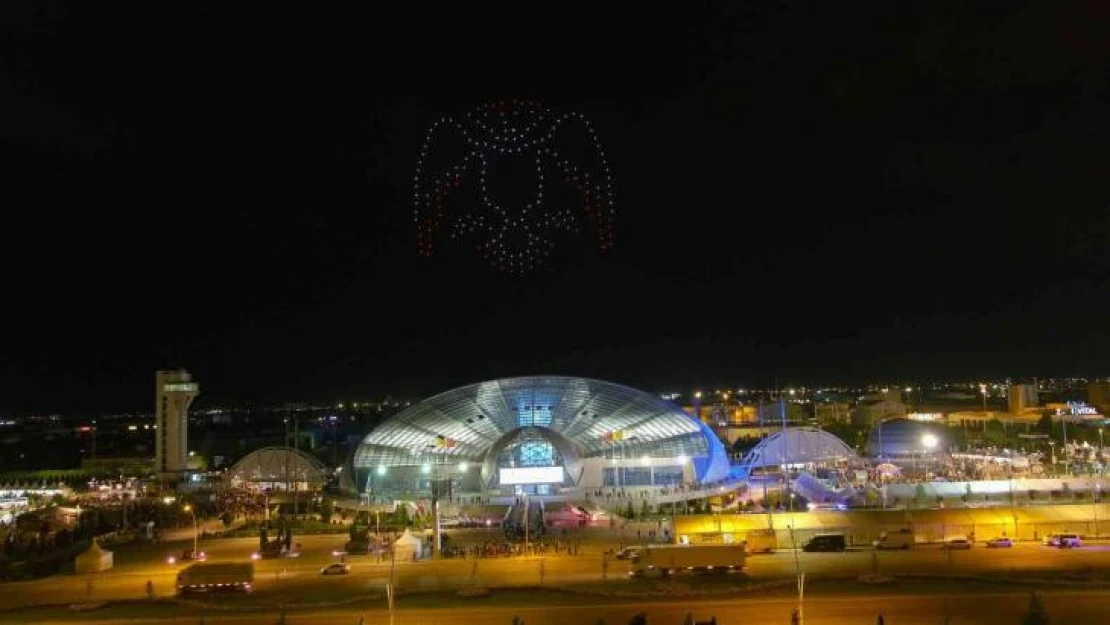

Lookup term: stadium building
[351,376,730,499]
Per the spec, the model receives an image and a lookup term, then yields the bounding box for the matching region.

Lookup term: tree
[640,500,650,520]
[1036,414,1054,437]
[1022,591,1049,625]
[319,501,334,525]
[625,500,635,520]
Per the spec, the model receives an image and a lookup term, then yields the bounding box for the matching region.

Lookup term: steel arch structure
[353,376,729,495]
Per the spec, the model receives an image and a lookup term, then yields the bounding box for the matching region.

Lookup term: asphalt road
[23,589,1110,625]
[5,532,1110,612]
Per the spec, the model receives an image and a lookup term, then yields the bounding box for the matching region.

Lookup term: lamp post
[523,492,530,556]
[1095,483,1101,539]
[921,433,938,477]
[788,491,803,625]
[182,504,198,557]
[1049,442,1057,477]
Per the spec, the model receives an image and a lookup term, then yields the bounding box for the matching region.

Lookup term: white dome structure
[226,447,329,492]
[740,427,856,470]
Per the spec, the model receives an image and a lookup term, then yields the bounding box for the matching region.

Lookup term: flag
[436,435,457,448]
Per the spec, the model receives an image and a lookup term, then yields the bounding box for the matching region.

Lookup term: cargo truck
[872,528,915,550]
[629,544,746,578]
[176,562,254,594]
[744,529,777,554]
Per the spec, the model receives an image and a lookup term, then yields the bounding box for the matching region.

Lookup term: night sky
[2,4,1108,414]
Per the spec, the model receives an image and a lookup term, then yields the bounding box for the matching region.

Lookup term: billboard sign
[499,466,563,485]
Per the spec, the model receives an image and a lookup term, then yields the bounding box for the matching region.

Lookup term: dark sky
[2,3,1108,414]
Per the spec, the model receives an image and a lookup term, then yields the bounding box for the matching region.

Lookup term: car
[1043,533,1082,548]
[943,537,972,550]
[614,547,643,560]
[320,563,351,575]
[181,548,207,561]
[985,537,1013,548]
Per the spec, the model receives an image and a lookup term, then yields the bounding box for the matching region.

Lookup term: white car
[985,537,1013,548]
[943,537,972,550]
[320,563,351,575]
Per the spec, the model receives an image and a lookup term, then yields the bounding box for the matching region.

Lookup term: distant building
[684,400,804,426]
[815,402,851,426]
[851,389,907,427]
[1089,382,1110,413]
[1007,383,1039,414]
[155,370,199,479]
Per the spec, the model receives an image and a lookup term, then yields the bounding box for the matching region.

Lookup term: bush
[1022,591,1049,625]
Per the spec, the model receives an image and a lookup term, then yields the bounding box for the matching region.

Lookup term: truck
[176,562,254,595]
[872,528,915,550]
[745,528,777,554]
[629,544,746,578]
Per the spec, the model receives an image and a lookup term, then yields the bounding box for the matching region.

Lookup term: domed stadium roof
[865,418,947,458]
[226,447,329,487]
[353,375,730,485]
[740,427,856,468]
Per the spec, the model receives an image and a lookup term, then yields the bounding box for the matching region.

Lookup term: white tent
[393,529,423,562]
[75,541,113,573]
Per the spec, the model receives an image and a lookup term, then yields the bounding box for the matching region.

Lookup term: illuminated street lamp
[182,504,198,557]
[922,433,938,452]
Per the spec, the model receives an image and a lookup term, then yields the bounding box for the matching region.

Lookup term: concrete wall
[883,477,1105,500]
[674,502,1110,548]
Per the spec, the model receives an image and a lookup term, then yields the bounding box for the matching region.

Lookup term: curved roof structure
[740,427,856,468]
[353,375,730,486]
[226,447,329,487]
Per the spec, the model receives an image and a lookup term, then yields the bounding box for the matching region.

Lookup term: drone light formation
[413,100,615,274]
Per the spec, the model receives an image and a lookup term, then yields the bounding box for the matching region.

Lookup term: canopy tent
[74,541,113,573]
[875,463,901,476]
[393,529,423,561]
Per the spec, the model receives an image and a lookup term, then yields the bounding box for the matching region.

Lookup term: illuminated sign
[163,383,198,392]
[499,466,563,485]
[1068,402,1099,416]
[908,413,944,422]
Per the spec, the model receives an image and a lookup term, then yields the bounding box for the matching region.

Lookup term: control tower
[155,369,200,480]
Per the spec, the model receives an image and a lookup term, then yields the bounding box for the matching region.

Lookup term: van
[873,529,914,550]
[1043,533,1081,548]
[802,533,847,552]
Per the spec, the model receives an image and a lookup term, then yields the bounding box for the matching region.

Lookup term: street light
[523,492,530,555]
[182,504,198,557]
[920,433,938,476]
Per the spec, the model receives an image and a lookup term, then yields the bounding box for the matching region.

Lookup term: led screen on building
[499,466,563,485]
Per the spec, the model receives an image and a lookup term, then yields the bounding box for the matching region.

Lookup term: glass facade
[352,376,730,496]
